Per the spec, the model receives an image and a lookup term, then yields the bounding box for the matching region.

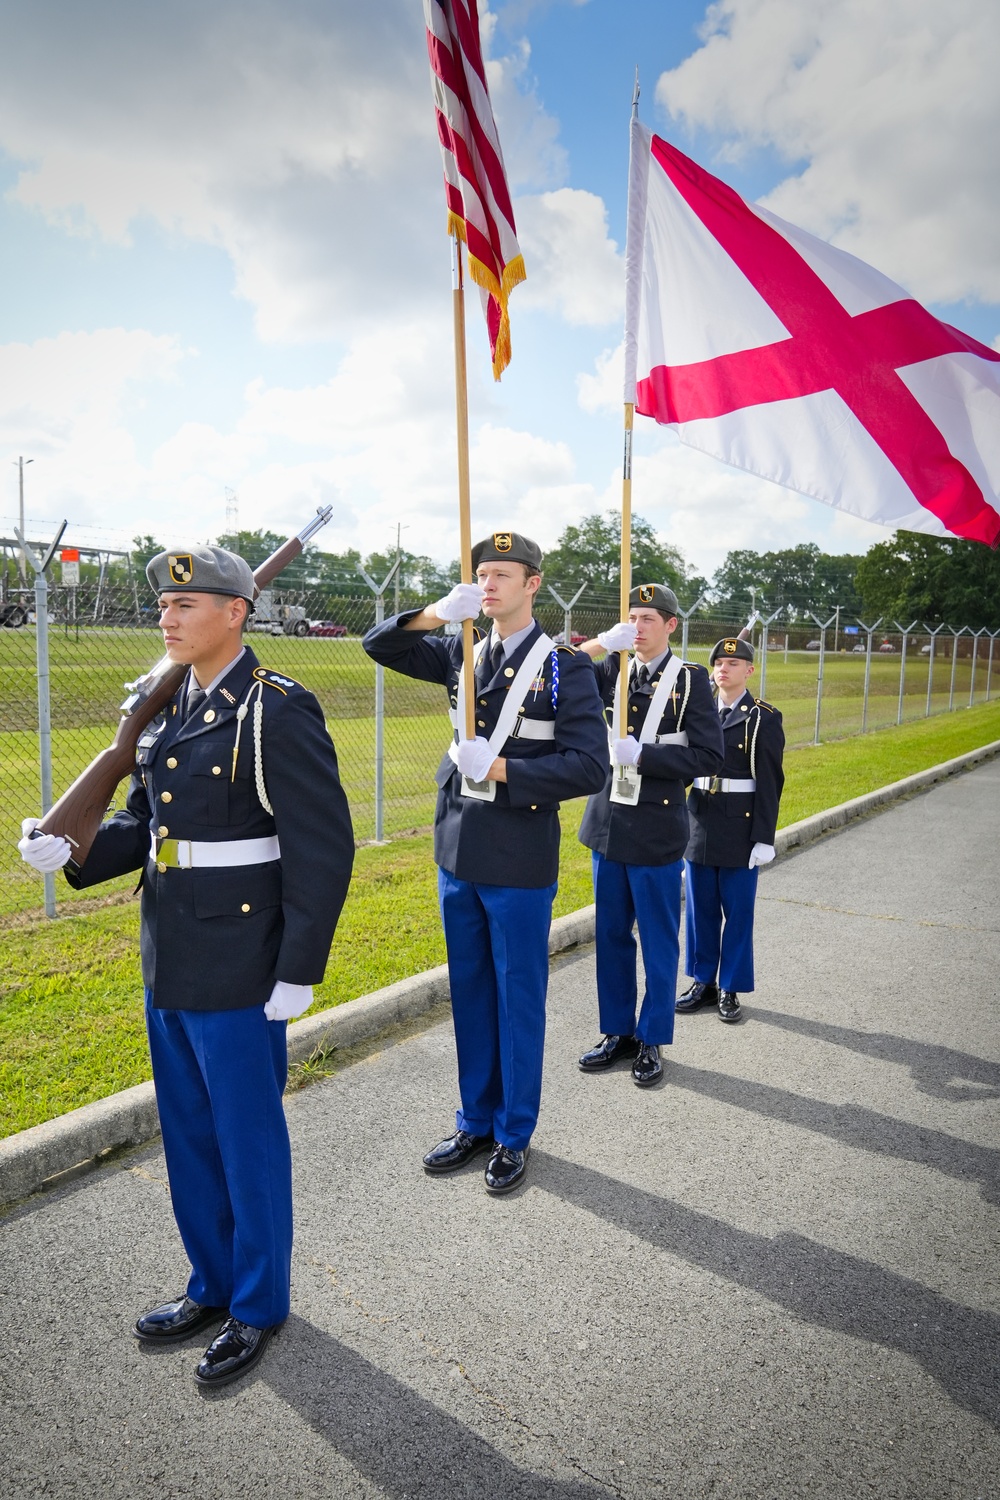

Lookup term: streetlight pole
[394,523,409,616]
[14,456,33,583]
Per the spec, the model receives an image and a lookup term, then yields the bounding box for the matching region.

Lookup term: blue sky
[1,0,997,583]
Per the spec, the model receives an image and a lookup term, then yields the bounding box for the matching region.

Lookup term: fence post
[986,630,999,703]
[357,560,401,843]
[16,521,67,919]
[948,626,970,711]
[857,617,883,733]
[894,620,919,726]
[810,611,837,745]
[968,629,986,707]
[757,606,783,699]
[547,583,586,646]
[924,624,947,717]
[674,594,706,662]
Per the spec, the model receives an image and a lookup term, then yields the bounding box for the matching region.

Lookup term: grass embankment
[2,699,999,1138]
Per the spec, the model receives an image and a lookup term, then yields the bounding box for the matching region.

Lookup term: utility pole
[394,522,408,615]
[14,456,33,583]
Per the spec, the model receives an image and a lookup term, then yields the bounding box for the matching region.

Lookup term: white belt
[694,777,756,793]
[448,709,555,741]
[151,834,281,869]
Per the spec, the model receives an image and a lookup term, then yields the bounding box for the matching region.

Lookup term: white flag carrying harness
[448,632,555,801]
[609,655,688,806]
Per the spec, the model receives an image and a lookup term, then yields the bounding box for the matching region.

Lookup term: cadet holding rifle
[18,541,354,1389]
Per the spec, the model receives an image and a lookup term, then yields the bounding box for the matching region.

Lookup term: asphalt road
[2,762,998,1500]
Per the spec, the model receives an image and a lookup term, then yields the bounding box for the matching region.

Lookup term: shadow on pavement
[533,1151,1000,1430]
[750,1007,1000,1103]
[667,1061,1000,1204]
[264,1314,611,1499]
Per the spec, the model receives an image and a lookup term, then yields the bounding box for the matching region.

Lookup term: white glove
[18,817,72,873]
[748,843,775,869]
[612,737,642,768]
[453,736,497,782]
[264,981,314,1021]
[598,621,638,653]
[431,583,485,623]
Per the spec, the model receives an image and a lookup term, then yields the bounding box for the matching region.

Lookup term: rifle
[37,507,334,865]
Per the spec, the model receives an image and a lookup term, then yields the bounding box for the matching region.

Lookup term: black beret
[629,582,679,616]
[147,546,256,605]
[471,531,543,570]
[709,636,755,665]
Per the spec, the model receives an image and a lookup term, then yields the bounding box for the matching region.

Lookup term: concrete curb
[2,737,997,1209]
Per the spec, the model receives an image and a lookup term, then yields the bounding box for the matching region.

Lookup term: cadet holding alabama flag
[577,584,724,1087]
[678,635,784,1024]
[18,545,354,1388]
[363,532,607,1195]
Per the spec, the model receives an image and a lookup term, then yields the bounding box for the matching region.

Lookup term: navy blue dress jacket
[362,613,608,888]
[65,648,354,1010]
[579,651,724,867]
[685,690,785,868]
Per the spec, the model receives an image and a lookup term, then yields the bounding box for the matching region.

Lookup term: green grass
[3,698,999,1138]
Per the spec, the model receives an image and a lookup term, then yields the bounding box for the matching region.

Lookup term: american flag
[423,0,526,380]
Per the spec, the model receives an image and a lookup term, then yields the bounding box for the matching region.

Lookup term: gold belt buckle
[154,837,192,869]
[708,776,721,795]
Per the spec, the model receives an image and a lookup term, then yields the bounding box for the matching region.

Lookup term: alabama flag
[623,120,1000,547]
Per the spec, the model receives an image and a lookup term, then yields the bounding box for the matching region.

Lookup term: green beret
[629,582,679,616]
[147,546,256,606]
[471,531,543,571]
[709,636,754,665]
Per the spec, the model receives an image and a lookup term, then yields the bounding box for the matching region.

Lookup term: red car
[307,620,348,637]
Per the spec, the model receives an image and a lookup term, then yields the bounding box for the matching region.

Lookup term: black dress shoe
[631,1043,663,1087]
[133,1296,228,1344]
[422,1129,493,1174]
[484,1143,527,1194]
[194,1317,279,1388]
[578,1034,639,1071]
[718,991,742,1023]
[675,981,719,1012]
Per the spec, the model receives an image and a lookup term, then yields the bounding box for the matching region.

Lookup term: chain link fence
[2,581,997,912]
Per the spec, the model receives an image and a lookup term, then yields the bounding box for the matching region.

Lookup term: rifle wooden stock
[38,527,319,865]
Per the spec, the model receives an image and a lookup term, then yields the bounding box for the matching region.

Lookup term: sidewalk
[1,760,998,1499]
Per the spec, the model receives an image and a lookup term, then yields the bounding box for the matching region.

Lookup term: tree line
[34,514,1000,630]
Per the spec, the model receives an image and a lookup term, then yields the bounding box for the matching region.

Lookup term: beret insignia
[493,532,512,553]
[638,585,654,603]
[168,555,194,585]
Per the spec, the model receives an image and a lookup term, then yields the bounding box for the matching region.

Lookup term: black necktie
[479,638,503,687]
[634,663,650,692]
[186,683,207,720]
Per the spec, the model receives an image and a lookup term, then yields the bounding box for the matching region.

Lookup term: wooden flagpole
[451,236,476,741]
[618,403,634,737]
[618,69,641,738]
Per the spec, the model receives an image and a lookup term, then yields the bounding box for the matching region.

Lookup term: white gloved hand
[18,817,72,873]
[264,981,314,1021]
[748,843,775,869]
[611,737,642,768]
[453,736,497,782]
[431,583,485,623]
[597,621,638,653]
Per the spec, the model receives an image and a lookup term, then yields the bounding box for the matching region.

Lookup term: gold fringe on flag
[446,213,526,380]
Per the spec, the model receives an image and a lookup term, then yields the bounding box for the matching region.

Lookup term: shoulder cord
[749,703,761,782]
[550,650,559,714]
[675,665,693,730]
[233,682,274,815]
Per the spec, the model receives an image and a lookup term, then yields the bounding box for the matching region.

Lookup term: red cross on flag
[623,121,1000,547]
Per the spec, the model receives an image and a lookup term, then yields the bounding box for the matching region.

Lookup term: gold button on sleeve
[161,791,172,803]
[241,903,251,913]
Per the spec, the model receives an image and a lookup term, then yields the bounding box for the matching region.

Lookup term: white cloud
[657,0,1000,305]
[0,0,570,342]
[577,342,624,413]
[516,189,623,325]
